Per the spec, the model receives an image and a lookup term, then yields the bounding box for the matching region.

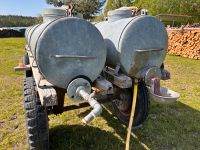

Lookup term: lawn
[0,38,200,150]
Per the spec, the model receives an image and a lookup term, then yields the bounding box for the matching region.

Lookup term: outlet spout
[76,87,102,124]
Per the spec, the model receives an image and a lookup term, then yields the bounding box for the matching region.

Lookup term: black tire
[112,80,150,128]
[24,53,32,77]
[23,77,49,150]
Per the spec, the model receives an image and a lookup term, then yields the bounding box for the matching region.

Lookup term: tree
[134,0,200,17]
[104,0,132,16]
[104,0,113,16]
[45,0,105,19]
[104,0,200,22]
[134,0,200,23]
[112,0,132,9]
[74,0,102,19]
[0,15,39,27]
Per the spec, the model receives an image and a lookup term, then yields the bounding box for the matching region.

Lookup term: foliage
[104,0,132,16]
[91,15,104,22]
[45,0,64,6]
[134,0,200,21]
[74,0,102,19]
[104,0,200,22]
[45,0,105,19]
[0,15,39,27]
[111,0,132,9]
[104,0,113,16]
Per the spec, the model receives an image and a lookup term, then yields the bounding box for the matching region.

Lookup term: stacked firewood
[167,28,200,60]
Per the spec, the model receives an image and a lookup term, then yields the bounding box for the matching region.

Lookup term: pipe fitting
[77,86,102,124]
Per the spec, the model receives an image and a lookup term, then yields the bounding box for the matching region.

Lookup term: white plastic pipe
[76,86,102,124]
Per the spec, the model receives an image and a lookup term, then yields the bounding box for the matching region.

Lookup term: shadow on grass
[49,124,124,150]
[101,102,200,149]
[49,101,200,150]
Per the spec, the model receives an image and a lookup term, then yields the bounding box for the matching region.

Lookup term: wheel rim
[114,89,132,116]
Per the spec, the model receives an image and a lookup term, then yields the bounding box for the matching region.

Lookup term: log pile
[0,29,21,38]
[167,28,200,60]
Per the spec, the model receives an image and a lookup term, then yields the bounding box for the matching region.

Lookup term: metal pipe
[62,95,114,112]
[76,86,102,124]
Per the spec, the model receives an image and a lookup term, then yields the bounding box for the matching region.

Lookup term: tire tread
[23,77,49,150]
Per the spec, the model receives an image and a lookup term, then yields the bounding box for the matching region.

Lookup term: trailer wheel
[112,80,150,128]
[23,53,32,77]
[23,77,49,150]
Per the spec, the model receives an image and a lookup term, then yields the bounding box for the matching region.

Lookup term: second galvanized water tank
[95,10,168,78]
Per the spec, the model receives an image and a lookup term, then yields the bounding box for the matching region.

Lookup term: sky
[0,0,53,17]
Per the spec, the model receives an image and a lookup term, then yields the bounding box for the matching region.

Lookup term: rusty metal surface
[103,67,132,88]
[94,76,114,95]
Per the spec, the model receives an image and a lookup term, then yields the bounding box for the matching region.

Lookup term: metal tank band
[25,25,34,43]
[27,24,40,46]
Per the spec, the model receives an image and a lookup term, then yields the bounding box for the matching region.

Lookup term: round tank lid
[42,8,66,17]
[108,7,132,16]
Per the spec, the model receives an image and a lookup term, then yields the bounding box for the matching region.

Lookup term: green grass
[0,38,200,150]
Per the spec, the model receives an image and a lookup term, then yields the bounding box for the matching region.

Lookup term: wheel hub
[114,89,132,115]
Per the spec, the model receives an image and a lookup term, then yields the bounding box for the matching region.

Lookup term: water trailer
[15,7,179,150]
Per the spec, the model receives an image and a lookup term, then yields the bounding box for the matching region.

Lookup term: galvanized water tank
[95,8,168,78]
[26,9,107,89]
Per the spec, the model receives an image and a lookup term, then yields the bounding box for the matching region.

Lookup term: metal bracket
[103,67,132,88]
[14,64,31,71]
[67,78,91,101]
[94,76,114,95]
[144,67,161,86]
[38,79,54,88]
[51,55,96,59]
[161,69,170,80]
[114,64,120,75]
[31,58,37,68]
[25,45,31,52]
[136,48,163,52]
